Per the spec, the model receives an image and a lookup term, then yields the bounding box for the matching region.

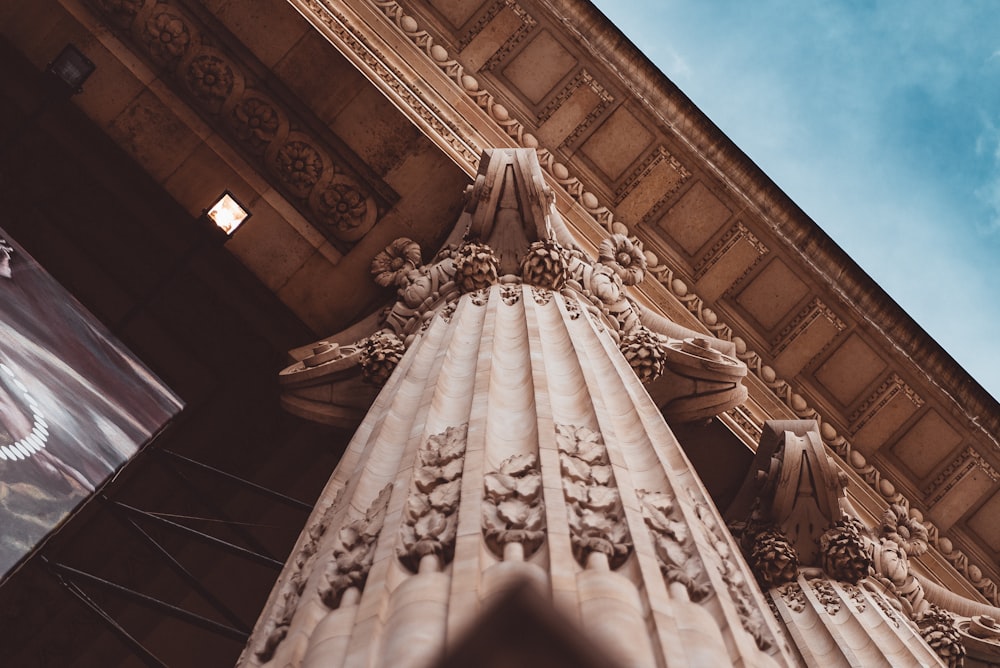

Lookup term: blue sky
[591,1,1000,400]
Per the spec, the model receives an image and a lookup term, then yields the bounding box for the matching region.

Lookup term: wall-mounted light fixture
[46,44,96,94]
[204,190,251,237]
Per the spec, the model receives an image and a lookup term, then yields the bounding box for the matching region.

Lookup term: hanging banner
[0,229,183,580]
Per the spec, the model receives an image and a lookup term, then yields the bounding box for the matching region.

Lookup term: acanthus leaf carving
[398,425,468,572]
[319,484,392,608]
[637,489,711,601]
[482,453,545,559]
[555,424,632,569]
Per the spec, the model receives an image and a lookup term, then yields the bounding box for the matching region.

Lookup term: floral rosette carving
[880,503,929,557]
[482,453,545,558]
[399,425,468,572]
[320,484,392,609]
[556,424,632,569]
[231,97,280,153]
[637,489,710,601]
[360,330,405,385]
[185,54,235,109]
[915,606,966,668]
[318,181,371,239]
[519,239,568,289]
[749,528,800,588]
[619,325,668,383]
[820,517,872,584]
[274,140,324,196]
[453,242,499,293]
[582,262,624,304]
[371,238,422,288]
[142,11,191,65]
[598,233,646,286]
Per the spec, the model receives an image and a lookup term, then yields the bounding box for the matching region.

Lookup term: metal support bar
[45,559,249,642]
[44,557,171,668]
[160,449,312,511]
[114,500,285,569]
[159,455,281,562]
[103,497,251,634]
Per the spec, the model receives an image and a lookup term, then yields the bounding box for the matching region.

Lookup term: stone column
[727,420,967,667]
[239,149,795,667]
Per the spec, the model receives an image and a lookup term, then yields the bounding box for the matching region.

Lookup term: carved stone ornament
[254,488,345,662]
[82,0,385,250]
[371,238,422,288]
[453,242,500,293]
[619,326,669,384]
[519,239,568,290]
[637,489,710,601]
[319,484,392,609]
[398,424,468,572]
[880,503,929,557]
[597,233,646,286]
[482,453,545,559]
[820,517,872,585]
[749,528,800,588]
[359,330,406,386]
[916,605,967,668]
[690,491,773,651]
[556,424,632,569]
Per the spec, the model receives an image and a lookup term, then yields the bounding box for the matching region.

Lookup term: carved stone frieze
[777,582,806,613]
[82,0,390,248]
[398,424,468,572]
[482,453,545,559]
[555,424,632,569]
[808,577,842,616]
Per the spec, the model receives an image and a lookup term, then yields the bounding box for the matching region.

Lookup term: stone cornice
[541,0,1000,442]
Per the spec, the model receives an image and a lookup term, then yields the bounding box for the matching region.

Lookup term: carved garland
[398,424,468,572]
[555,424,632,569]
[319,484,393,608]
[482,453,545,559]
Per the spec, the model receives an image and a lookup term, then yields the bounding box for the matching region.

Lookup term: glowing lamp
[204,191,251,236]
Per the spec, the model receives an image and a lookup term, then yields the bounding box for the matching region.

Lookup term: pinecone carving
[519,239,568,289]
[916,606,966,668]
[360,330,406,385]
[453,242,499,292]
[750,529,800,588]
[820,518,872,585]
[619,326,667,383]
